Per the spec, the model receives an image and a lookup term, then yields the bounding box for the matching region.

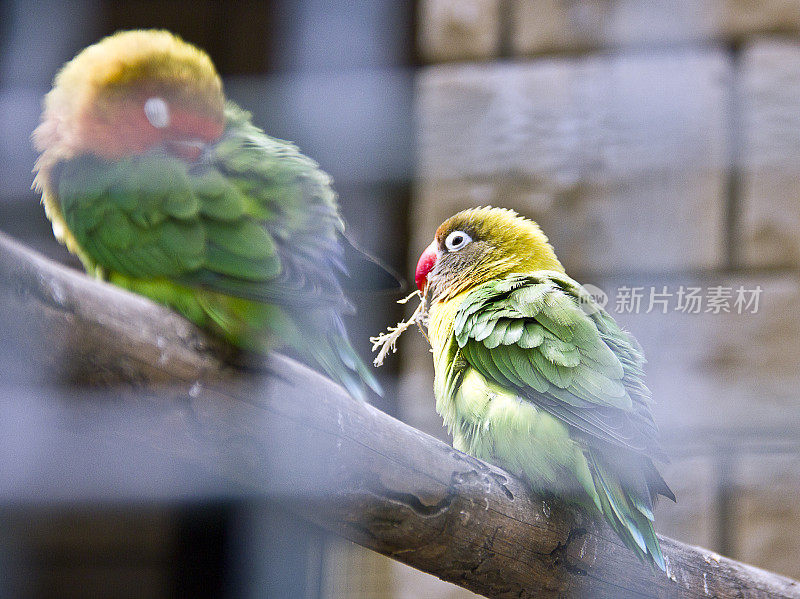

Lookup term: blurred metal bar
[715,453,739,559]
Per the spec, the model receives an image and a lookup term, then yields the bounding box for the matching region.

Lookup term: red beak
[415,240,438,292]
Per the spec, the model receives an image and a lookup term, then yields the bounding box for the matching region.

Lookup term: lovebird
[33,29,394,400]
[414,207,675,570]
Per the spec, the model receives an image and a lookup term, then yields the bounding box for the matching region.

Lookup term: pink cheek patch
[169,109,224,144]
[78,101,224,160]
[78,108,161,159]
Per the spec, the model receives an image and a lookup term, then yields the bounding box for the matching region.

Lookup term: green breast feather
[55,103,379,400]
[437,271,674,570]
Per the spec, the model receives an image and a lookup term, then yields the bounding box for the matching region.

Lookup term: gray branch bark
[1,231,798,599]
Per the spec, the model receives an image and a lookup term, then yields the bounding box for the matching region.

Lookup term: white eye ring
[445,230,472,252]
[144,97,170,129]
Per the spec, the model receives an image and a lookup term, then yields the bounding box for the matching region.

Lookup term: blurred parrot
[414,207,674,570]
[33,29,396,400]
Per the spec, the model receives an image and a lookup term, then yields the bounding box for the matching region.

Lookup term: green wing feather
[56,102,379,400]
[451,272,674,570]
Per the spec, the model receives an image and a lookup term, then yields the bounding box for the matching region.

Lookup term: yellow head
[415,207,564,302]
[33,29,225,167]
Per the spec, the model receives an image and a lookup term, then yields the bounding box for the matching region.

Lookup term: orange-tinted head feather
[33,29,225,166]
[422,207,565,301]
[435,207,563,270]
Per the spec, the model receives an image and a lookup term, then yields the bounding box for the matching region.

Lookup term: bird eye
[445,230,472,252]
[144,97,170,129]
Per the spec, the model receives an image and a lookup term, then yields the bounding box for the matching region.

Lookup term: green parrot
[414,206,674,570]
[33,29,395,400]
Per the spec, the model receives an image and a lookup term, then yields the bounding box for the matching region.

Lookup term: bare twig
[370,289,428,366]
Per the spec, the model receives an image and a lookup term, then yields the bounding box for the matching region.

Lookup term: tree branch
[1,231,798,599]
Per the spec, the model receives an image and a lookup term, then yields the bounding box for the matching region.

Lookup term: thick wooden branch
[1,231,798,599]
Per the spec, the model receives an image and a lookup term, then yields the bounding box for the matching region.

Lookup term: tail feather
[301,333,382,402]
[339,343,383,396]
[338,231,403,292]
[647,461,676,503]
[590,454,667,572]
[196,292,381,401]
